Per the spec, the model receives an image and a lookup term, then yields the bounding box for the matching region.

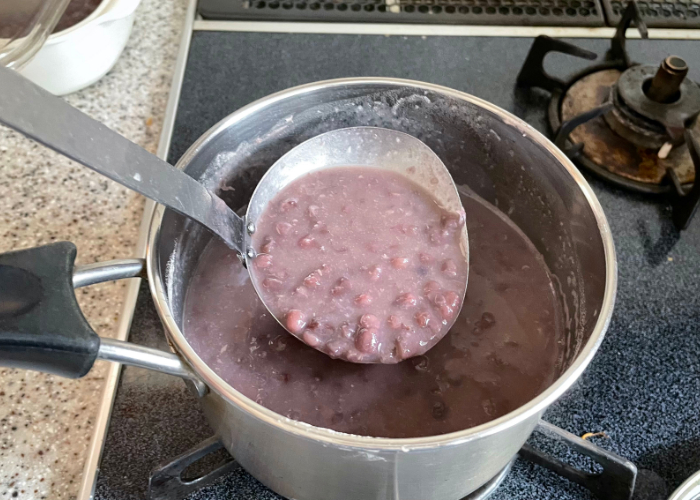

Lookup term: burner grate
[603,0,700,27]
[198,0,606,26]
[147,421,639,500]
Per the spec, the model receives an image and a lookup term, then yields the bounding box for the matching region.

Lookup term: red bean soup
[183,185,565,438]
[250,167,468,364]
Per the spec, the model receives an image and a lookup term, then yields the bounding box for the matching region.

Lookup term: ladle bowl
[245,126,469,346]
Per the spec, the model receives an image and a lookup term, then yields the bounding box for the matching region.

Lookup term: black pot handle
[0,242,208,395]
[0,242,101,378]
[0,241,144,378]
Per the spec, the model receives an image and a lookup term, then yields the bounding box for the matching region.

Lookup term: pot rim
[146,77,617,451]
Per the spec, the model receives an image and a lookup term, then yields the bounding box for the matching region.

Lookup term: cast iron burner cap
[559,62,700,190]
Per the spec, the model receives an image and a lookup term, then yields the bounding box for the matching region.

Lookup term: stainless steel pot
[0,78,616,500]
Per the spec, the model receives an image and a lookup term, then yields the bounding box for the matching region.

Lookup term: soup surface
[250,167,468,363]
[183,190,564,438]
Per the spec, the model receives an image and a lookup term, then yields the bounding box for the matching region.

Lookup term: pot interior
[155,80,609,409]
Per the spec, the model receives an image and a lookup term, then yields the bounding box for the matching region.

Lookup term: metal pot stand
[147,420,648,500]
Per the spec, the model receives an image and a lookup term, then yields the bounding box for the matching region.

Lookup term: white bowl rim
[47,0,137,43]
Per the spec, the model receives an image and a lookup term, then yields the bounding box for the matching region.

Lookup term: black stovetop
[95,32,700,500]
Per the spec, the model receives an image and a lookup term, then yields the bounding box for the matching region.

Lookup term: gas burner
[517,0,700,229]
[146,421,642,500]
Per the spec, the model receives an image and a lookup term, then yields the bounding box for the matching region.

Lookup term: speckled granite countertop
[0,0,187,498]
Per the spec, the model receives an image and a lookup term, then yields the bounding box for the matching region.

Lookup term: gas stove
[517,1,700,229]
[91,2,700,499]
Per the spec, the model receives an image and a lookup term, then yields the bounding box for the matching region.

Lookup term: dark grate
[199,0,605,26]
[603,0,700,26]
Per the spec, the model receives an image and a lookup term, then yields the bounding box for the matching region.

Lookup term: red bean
[339,322,355,339]
[326,340,347,358]
[415,311,432,328]
[442,259,457,277]
[331,277,351,296]
[391,257,410,269]
[303,331,323,347]
[479,312,496,329]
[368,265,382,281]
[434,292,458,320]
[439,304,456,321]
[395,336,412,360]
[270,270,288,280]
[303,270,322,288]
[395,293,418,309]
[294,286,309,298]
[312,221,328,233]
[355,328,378,354]
[423,281,441,296]
[254,254,273,270]
[429,228,451,245]
[262,278,283,291]
[444,291,460,308]
[412,356,429,372]
[419,253,434,264]
[441,211,465,230]
[261,236,275,253]
[308,205,321,218]
[280,198,298,212]
[366,243,382,254]
[359,314,380,329]
[276,222,292,236]
[355,293,373,307]
[299,235,317,249]
[387,315,403,329]
[286,310,306,334]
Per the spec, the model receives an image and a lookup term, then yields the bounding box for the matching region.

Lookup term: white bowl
[19,0,142,95]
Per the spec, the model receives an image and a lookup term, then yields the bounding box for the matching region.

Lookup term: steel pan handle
[0,242,206,395]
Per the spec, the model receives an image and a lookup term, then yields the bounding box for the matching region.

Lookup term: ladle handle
[0,66,245,253]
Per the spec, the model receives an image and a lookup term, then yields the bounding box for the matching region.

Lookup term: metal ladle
[0,67,468,359]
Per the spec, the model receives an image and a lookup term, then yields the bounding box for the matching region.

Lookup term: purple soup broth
[250,167,468,364]
[183,191,564,439]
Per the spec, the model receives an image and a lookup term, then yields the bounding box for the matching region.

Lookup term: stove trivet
[517,0,700,230]
[148,436,239,500]
[146,420,642,500]
[197,0,606,27]
[603,0,700,29]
